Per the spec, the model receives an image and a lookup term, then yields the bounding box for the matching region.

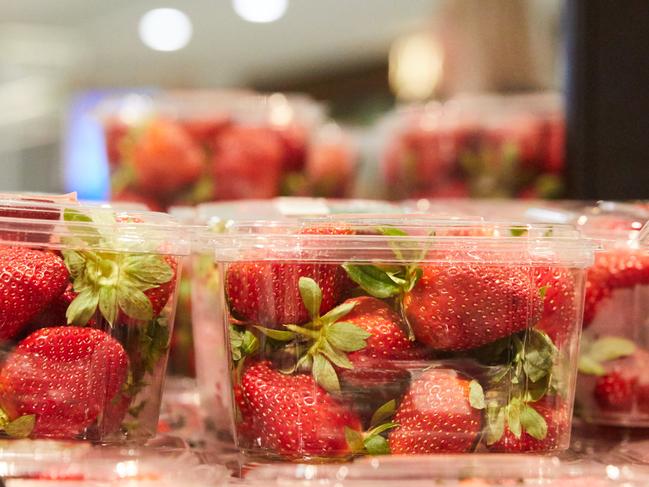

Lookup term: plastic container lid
[572,201,649,243]
[238,454,649,485]
[0,439,227,485]
[0,197,189,255]
[193,198,401,223]
[212,217,597,267]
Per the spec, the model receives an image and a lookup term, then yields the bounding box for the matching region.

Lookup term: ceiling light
[139,8,192,52]
[232,0,288,23]
[389,32,443,101]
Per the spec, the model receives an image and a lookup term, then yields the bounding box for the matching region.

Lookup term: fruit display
[0,195,187,443]
[573,203,649,426]
[96,91,358,210]
[210,217,595,460]
[375,93,565,200]
[186,199,401,442]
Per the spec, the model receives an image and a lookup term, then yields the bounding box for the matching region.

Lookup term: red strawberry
[583,265,613,326]
[344,296,425,363]
[535,267,577,346]
[403,264,543,351]
[97,389,133,437]
[389,368,482,453]
[143,256,178,318]
[322,296,424,423]
[0,327,129,439]
[226,251,347,329]
[28,283,76,329]
[594,371,636,412]
[132,119,204,194]
[238,361,362,459]
[488,396,568,453]
[305,142,355,198]
[583,347,649,415]
[103,118,129,167]
[584,249,649,327]
[274,123,308,172]
[212,126,284,200]
[180,116,230,146]
[0,247,70,340]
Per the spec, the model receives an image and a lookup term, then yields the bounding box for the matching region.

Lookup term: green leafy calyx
[345,400,398,455]
[258,277,370,393]
[0,408,35,439]
[474,329,558,444]
[62,210,174,326]
[578,336,636,376]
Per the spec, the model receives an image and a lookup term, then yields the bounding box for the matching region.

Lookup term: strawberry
[98,392,131,437]
[262,291,424,414]
[212,126,284,200]
[487,396,568,453]
[180,116,230,146]
[0,327,129,439]
[584,249,649,327]
[389,368,483,453]
[580,344,649,415]
[594,371,636,412]
[305,142,355,198]
[238,361,363,459]
[143,256,178,318]
[225,243,348,329]
[274,123,308,172]
[103,118,129,167]
[344,296,425,363]
[535,266,577,346]
[131,119,204,194]
[0,247,70,340]
[403,264,543,351]
[27,283,76,329]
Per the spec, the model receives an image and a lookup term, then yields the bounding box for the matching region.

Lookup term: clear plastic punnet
[95,91,358,211]
[210,217,595,461]
[373,93,565,200]
[0,195,188,443]
[185,199,402,445]
[573,203,649,427]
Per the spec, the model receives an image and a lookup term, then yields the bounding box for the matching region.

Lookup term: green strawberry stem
[470,328,559,444]
[116,316,170,431]
[255,277,370,393]
[230,325,260,383]
[578,336,636,376]
[0,408,35,439]
[342,227,428,341]
[344,400,399,456]
[61,209,174,327]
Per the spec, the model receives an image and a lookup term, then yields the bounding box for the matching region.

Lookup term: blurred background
[0,0,569,203]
